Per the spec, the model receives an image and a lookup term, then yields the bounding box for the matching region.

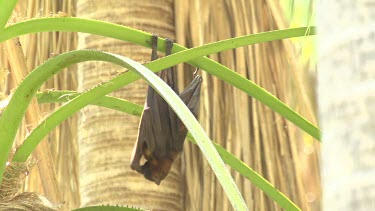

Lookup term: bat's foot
[149,34,174,61]
[150,34,159,61]
[165,38,174,56]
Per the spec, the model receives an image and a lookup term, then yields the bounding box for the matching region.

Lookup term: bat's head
[142,158,174,185]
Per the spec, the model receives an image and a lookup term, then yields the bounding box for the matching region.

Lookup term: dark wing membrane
[146,85,162,136]
[159,68,182,154]
[173,75,203,151]
[145,79,174,158]
[179,75,203,118]
[136,106,155,153]
[131,105,154,171]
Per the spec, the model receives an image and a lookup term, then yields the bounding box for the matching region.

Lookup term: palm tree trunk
[76,1,182,210]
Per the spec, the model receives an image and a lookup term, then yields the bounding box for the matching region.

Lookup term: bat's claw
[193,68,199,78]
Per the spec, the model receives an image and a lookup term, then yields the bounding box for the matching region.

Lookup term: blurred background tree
[318,1,375,210]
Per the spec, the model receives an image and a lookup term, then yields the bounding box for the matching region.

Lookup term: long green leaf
[1,51,247,209]
[1,26,319,179]
[0,17,320,140]
[36,90,301,211]
[36,90,142,116]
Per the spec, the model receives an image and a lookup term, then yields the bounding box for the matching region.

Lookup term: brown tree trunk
[76,1,182,210]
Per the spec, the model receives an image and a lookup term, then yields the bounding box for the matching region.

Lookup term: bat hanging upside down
[130,35,203,185]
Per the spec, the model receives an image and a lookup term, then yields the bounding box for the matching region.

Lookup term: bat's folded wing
[180,75,203,118]
[131,106,150,172]
[171,75,203,151]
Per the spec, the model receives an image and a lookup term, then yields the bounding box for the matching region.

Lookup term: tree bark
[318,1,375,210]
